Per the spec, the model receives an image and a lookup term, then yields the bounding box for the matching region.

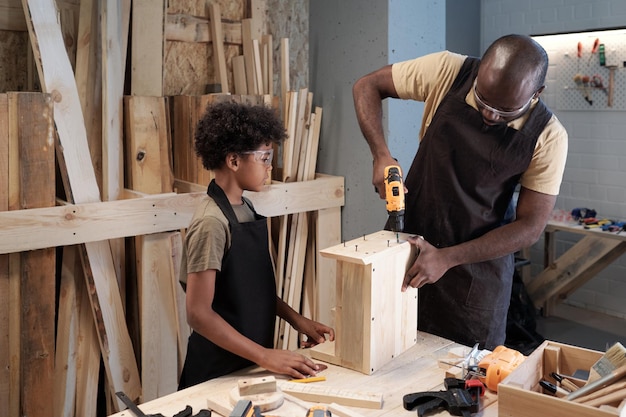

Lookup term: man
[352,34,567,349]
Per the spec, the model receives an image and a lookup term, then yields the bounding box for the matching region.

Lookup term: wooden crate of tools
[499,341,620,417]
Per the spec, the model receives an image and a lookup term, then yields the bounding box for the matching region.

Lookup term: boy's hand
[259,349,323,379]
[294,317,335,348]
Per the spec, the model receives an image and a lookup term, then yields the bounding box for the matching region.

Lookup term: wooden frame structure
[309,231,418,375]
[526,220,626,315]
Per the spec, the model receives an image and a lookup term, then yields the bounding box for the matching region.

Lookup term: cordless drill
[384,165,405,233]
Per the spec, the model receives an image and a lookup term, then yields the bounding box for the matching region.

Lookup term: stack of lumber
[0,0,326,416]
[274,85,324,350]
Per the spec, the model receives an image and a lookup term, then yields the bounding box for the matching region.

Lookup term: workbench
[108,332,498,417]
[525,220,626,315]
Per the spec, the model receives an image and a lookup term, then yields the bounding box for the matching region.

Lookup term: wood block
[238,376,277,396]
[310,231,418,374]
[279,381,383,410]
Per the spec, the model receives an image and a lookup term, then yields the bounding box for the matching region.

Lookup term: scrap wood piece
[279,381,383,410]
[241,19,257,94]
[208,1,229,93]
[21,0,141,408]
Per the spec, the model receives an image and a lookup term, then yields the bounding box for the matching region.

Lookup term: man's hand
[372,156,404,200]
[402,235,451,291]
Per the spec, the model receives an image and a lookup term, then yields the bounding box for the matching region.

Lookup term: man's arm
[402,187,556,289]
[352,65,401,198]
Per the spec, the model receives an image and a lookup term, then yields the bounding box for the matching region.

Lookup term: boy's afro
[195,100,287,170]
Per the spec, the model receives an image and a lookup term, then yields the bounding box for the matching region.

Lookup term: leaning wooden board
[107,332,498,417]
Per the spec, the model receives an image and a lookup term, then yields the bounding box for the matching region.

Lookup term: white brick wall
[481,0,626,318]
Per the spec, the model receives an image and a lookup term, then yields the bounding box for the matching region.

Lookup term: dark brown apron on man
[402,57,552,349]
[178,180,276,389]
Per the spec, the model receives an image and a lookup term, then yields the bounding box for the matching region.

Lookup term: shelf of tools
[533,28,626,111]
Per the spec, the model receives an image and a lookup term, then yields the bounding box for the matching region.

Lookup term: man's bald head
[481,34,548,92]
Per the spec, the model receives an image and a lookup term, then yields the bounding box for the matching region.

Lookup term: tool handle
[565,364,626,401]
[115,392,149,417]
[583,387,626,408]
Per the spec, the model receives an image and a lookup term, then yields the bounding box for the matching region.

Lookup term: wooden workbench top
[108,332,498,417]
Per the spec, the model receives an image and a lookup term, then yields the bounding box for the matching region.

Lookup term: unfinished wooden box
[309,230,418,374]
[499,340,617,417]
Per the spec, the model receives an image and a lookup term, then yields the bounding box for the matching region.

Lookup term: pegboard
[533,29,626,111]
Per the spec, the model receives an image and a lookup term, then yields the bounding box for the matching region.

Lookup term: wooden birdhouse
[310,230,418,374]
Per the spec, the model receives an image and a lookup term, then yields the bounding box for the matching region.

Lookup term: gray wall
[446,0,481,57]
[310,1,446,241]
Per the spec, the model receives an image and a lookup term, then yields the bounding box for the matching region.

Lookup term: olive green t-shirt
[179,195,255,286]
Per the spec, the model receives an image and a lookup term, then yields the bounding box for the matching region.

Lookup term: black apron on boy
[178,180,276,389]
[402,57,553,349]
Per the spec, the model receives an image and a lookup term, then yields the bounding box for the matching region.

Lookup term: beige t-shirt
[179,195,256,286]
[392,51,568,196]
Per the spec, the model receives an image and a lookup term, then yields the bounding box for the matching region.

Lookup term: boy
[178,101,334,389]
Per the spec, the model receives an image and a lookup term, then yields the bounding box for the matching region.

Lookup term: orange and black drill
[384,165,405,233]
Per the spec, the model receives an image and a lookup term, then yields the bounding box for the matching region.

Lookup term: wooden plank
[278,381,383,410]
[21,0,141,407]
[165,13,242,44]
[75,0,103,196]
[170,95,196,183]
[22,0,100,202]
[10,92,56,417]
[232,55,247,95]
[208,2,229,94]
[316,207,342,326]
[78,240,142,408]
[102,0,130,202]
[131,0,165,96]
[252,39,264,95]
[140,233,179,401]
[0,93,10,417]
[6,92,20,417]
[124,96,172,194]
[262,34,273,96]
[58,0,80,71]
[280,38,289,117]
[285,212,308,350]
[0,0,27,31]
[55,246,80,417]
[0,175,345,255]
[168,232,189,377]
[241,19,257,94]
[527,235,626,308]
[282,92,297,182]
[75,258,100,417]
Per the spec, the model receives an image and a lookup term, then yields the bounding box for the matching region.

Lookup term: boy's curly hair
[195,100,287,170]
